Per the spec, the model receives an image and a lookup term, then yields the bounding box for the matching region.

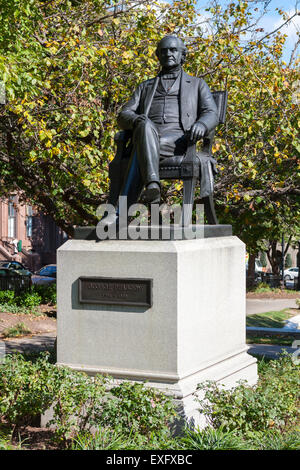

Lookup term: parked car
[0,260,32,277]
[31,264,57,285]
[283,267,299,281]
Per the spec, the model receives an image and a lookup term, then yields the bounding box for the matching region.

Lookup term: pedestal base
[56,236,257,428]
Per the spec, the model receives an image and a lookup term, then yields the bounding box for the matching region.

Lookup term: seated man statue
[102,35,218,227]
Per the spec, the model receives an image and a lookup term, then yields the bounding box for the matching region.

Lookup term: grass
[246,309,297,346]
[246,309,295,328]
[2,322,32,338]
[0,303,41,316]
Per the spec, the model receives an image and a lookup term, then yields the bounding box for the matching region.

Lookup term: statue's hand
[134,114,148,126]
[189,122,206,142]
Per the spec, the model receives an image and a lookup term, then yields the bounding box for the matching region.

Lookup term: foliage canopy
[0,0,299,247]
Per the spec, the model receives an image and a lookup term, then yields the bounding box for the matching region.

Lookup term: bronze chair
[108,90,228,226]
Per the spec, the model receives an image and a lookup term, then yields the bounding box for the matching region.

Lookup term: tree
[0,0,299,242]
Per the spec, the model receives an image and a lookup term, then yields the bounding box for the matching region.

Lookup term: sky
[196,0,300,62]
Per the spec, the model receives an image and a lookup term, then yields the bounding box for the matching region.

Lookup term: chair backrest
[212,90,228,124]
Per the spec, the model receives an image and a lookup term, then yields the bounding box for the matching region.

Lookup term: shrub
[100,381,177,439]
[196,354,300,435]
[48,372,108,445]
[0,290,15,305]
[253,282,277,293]
[0,285,57,310]
[15,291,42,308]
[33,284,56,305]
[48,377,177,446]
[0,354,108,445]
[0,353,60,430]
[0,353,177,447]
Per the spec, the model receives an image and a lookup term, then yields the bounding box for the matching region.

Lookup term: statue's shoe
[140,182,161,204]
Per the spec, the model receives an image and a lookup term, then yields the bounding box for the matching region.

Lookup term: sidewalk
[246,298,298,315]
[1,331,297,360]
[2,332,56,355]
[247,343,298,359]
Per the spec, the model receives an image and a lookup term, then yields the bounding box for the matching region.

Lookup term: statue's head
[156,35,187,69]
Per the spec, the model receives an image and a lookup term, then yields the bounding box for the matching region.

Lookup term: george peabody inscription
[78,277,153,307]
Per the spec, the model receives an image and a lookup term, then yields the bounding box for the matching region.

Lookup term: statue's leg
[133,118,160,186]
[119,151,143,208]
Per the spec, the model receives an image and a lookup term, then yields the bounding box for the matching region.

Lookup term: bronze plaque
[78,277,152,307]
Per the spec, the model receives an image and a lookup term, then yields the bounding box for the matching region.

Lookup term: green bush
[0,353,176,447]
[196,354,300,434]
[2,352,298,450]
[100,381,177,439]
[15,291,42,308]
[0,285,56,311]
[0,290,15,305]
[48,372,108,445]
[32,284,56,305]
[0,353,60,430]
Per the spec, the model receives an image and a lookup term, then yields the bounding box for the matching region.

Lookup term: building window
[26,205,33,238]
[8,197,17,238]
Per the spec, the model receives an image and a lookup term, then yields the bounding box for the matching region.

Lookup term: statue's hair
[155,36,187,64]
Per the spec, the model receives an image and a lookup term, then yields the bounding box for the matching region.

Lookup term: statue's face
[157,37,184,69]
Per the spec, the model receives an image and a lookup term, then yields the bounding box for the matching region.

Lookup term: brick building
[0,195,67,271]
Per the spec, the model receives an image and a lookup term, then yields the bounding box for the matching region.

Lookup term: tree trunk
[247,253,256,289]
[267,241,281,275]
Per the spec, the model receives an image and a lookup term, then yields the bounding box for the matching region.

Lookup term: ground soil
[0,305,56,339]
[11,426,61,450]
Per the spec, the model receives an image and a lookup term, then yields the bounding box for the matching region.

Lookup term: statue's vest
[148,74,181,125]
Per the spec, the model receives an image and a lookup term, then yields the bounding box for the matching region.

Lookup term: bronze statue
[101,35,223,229]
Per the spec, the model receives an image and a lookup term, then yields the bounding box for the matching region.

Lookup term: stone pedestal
[56,236,257,428]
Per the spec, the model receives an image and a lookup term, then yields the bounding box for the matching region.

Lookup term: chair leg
[181,178,197,226]
[203,195,218,225]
